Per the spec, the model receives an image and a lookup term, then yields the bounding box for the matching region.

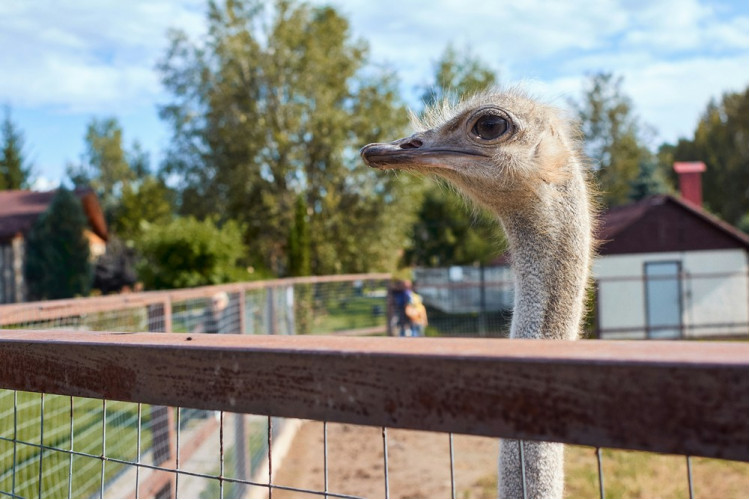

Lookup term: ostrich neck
[495,174,591,498]
[500,178,591,341]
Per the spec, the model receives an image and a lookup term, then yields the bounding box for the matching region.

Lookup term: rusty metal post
[234,413,249,496]
[149,406,176,498]
[163,298,172,334]
[267,285,277,335]
[146,301,176,498]
[385,283,394,337]
[238,289,247,335]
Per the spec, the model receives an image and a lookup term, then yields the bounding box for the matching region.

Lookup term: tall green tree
[628,158,670,202]
[664,87,748,227]
[0,106,32,190]
[404,45,502,267]
[158,0,416,276]
[287,194,311,277]
[68,118,175,242]
[24,188,92,299]
[571,73,657,207]
[405,186,499,266]
[67,117,134,214]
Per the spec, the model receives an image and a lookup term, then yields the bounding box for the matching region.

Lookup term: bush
[135,216,250,290]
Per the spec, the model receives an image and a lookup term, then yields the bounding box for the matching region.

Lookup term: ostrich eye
[472,114,508,140]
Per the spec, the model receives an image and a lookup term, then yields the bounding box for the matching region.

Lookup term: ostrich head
[360,89,584,218]
[361,88,594,344]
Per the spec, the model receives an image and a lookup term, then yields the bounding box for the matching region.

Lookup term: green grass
[198,418,270,499]
[0,390,154,498]
[469,446,749,499]
[308,293,386,334]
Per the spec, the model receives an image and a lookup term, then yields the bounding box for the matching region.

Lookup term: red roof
[0,189,108,242]
[598,194,748,255]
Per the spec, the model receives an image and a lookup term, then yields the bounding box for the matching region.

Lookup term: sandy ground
[270,421,498,499]
[268,422,749,500]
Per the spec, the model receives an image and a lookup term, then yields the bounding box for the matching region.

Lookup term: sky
[0,0,747,190]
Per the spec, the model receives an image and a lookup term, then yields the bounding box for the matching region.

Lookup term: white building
[594,193,748,339]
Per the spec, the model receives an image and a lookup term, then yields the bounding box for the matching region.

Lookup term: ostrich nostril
[400,138,423,149]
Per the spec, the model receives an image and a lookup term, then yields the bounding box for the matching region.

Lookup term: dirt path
[271,421,498,499]
[267,421,749,500]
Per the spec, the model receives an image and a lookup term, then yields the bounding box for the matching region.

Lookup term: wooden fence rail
[0,330,746,462]
[0,273,391,326]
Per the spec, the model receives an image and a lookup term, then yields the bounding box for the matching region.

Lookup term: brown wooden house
[0,189,108,303]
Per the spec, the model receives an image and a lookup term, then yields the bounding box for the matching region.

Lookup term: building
[0,189,108,303]
[593,163,748,339]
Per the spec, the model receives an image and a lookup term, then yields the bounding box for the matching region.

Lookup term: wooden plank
[0,330,746,461]
[0,273,391,325]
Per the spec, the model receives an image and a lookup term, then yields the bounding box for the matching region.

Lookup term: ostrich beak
[360,134,486,171]
[360,134,426,170]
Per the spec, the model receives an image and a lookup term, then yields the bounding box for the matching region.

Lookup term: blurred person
[405,292,428,337]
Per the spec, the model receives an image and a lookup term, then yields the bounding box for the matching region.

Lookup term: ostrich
[360,89,594,499]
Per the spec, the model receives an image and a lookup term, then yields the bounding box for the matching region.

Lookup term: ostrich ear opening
[533,123,573,185]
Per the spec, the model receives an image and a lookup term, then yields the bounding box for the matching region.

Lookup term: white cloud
[0,0,206,113]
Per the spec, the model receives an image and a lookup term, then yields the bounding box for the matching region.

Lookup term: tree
[67,117,134,216]
[24,188,92,299]
[287,194,311,277]
[665,87,748,227]
[420,44,498,108]
[0,105,32,190]
[158,0,416,276]
[628,158,670,202]
[136,216,250,290]
[405,186,500,266]
[110,175,175,244]
[404,45,503,267]
[68,118,175,243]
[571,73,658,207]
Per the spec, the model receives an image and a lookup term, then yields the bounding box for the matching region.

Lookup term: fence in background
[0,273,748,499]
[413,265,749,339]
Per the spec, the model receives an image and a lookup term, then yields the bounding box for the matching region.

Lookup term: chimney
[673,161,706,207]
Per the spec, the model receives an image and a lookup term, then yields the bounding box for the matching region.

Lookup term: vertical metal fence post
[68,396,74,499]
[219,411,225,499]
[382,427,390,499]
[12,391,17,498]
[164,297,173,334]
[478,263,487,337]
[323,421,329,499]
[100,399,106,499]
[146,299,176,499]
[38,393,45,499]
[686,455,694,499]
[267,286,277,336]
[448,433,456,499]
[596,447,605,499]
[234,413,249,497]
[238,289,247,335]
[518,440,527,500]
[267,416,273,499]
[135,403,142,499]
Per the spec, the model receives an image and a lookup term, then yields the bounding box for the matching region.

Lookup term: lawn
[471,445,748,498]
[0,390,155,498]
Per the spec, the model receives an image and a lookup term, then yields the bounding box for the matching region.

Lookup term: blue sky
[1,0,747,189]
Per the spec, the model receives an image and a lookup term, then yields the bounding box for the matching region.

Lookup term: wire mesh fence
[0,273,747,499]
[413,265,750,340]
